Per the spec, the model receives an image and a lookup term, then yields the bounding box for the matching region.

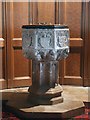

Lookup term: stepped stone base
[5,92,85,119]
[28,84,63,105]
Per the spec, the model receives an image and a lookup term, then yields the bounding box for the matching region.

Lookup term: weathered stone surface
[6,95,84,119]
[28,84,63,105]
[22,25,69,61]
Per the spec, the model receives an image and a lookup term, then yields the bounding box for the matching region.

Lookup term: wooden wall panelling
[58,2,83,85]
[0,1,88,89]
[0,2,7,89]
[6,2,32,88]
[33,2,55,24]
[4,1,89,88]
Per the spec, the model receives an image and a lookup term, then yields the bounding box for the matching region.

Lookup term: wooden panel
[60,46,83,86]
[58,2,83,85]
[59,2,81,38]
[65,53,80,76]
[13,2,31,87]
[14,49,30,77]
[6,2,31,88]
[63,53,83,86]
[36,2,55,24]
[13,2,28,38]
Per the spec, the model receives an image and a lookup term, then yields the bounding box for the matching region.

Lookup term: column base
[28,84,63,105]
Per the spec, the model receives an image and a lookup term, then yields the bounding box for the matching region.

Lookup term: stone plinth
[5,92,84,119]
[2,86,86,119]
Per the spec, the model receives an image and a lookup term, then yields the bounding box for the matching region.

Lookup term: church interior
[0,1,90,119]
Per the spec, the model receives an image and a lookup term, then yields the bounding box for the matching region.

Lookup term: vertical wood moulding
[28,0,30,24]
[88,2,90,86]
[86,2,90,86]
[33,2,38,24]
[82,2,89,86]
[80,46,83,79]
[59,1,66,24]
[29,2,33,24]
[0,2,7,89]
[55,1,59,24]
[6,2,14,88]
[81,2,86,86]
[3,2,7,89]
[29,2,38,24]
